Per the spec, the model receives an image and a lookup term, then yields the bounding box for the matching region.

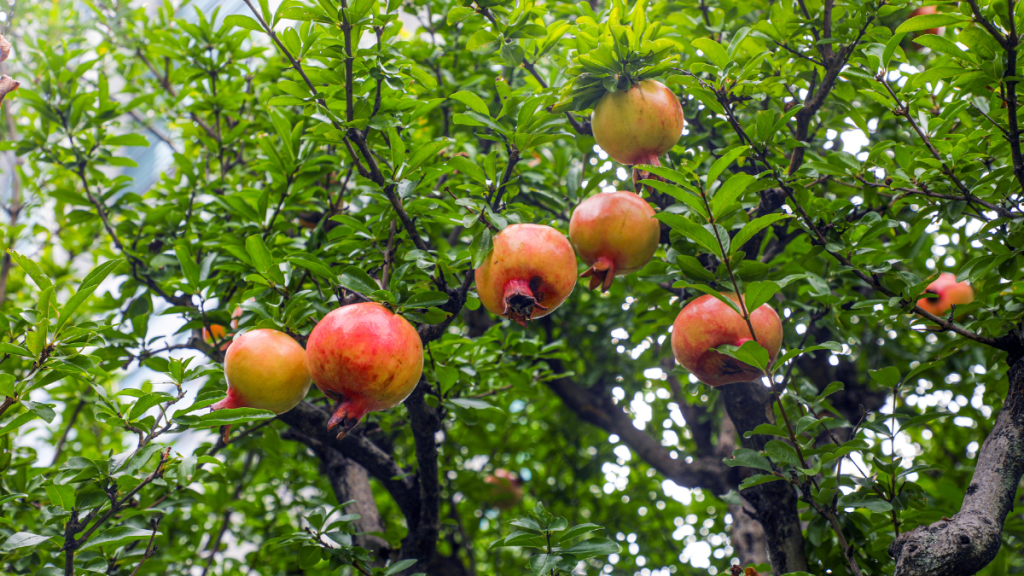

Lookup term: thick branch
[890,354,1024,575]
[277,401,420,526]
[719,382,810,574]
[400,380,442,570]
[544,359,733,495]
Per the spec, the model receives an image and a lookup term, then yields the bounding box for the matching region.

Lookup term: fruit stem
[501,277,548,327]
[580,256,617,292]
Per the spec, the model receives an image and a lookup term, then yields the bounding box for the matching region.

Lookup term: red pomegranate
[671,293,783,387]
[306,302,424,438]
[569,191,660,291]
[591,79,684,166]
[916,272,973,316]
[474,223,577,326]
[214,329,311,414]
[484,469,523,510]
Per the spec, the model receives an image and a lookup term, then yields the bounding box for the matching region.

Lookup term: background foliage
[0,0,1023,574]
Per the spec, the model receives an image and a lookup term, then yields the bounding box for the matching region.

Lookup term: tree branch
[890,353,1024,575]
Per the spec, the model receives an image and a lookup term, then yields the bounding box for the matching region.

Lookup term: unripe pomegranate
[306,302,424,438]
[671,293,783,387]
[591,79,684,166]
[213,329,311,414]
[475,223,577,326]
[917,272,973,316]
[569,191,660,291]
[484,469,523,510]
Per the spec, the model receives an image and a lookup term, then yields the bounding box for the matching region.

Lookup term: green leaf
[7,250,52,289]
[715,340,771,373]
[287,256,337,282]
[0,412,38,436]
[556,523,603,544]
[175,244,200,289]
[725,448,773,472]
[450,91,491,116]
[446,6,474,25]
[173,407,276,428]
[692,38,729,69]
[815,381,845,402]
[745,423,789,438]
[562,537,620,559]
[55,258,124,335]
[245,235,281,283]
[385,559,418,575]
[0,532,51,552]
[869,366,901,388]
[899,412,950,429]
[79,527,157,552]
[0,343,32,357]
[731,213,792,252]
[530,553,563,575]
[339,266,380,295]
[404,290,450,309]
[764,439,801,467]
[710,173,754,216]
[837,496,893,513]
[45,484,75,511]
[446,398,502,411]
[744,280,780,313]
[738,474,782,490]
[895,12,969,35]
[656,213,722,257]
[706,146,749,186]
[223,14,265,32]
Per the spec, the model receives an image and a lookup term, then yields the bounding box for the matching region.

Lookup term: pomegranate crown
[552,0,680,113]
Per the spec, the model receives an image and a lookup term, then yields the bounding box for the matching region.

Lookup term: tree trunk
[720,382,809,574]
[889,354,1024,576]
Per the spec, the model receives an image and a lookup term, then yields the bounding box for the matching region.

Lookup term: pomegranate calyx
[501,278,547,327]
[580,256,617,292]
[326,396,371,439]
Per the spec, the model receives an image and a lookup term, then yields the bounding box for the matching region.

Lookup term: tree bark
[889,354,1024,576]
[283,428,390,560]
[720,382,809,574]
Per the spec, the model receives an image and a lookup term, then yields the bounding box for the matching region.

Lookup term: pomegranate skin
[475,223,578,326]
[671,293,783,387]
[591,79,684,166]
[215,329,311,414]
[484,469,523,511]
[569,191,660,291]
[917,272,973,316]
[306,302,424,438]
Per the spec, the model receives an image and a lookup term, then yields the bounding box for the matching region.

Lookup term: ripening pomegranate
[671,293,783,387]
[917,272,974,316]
[910,5,942,36]
[591,79,684,166]
[306,302,424,438]
[213,329,311,414]
[484,469,523,510]
[475,224,577,326]
[202,306,245,350]
[569,191,660,291]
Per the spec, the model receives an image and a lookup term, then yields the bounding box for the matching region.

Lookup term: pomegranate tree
[671,293,783,387]
[306,302,424,438]
[917,272,974,316]
[569,191,660,291]
[475,223,577,326]
[591,79,684,166]
[213,329,311,414]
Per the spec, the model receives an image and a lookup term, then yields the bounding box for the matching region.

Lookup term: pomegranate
[671,293,783,387]
[917,272,973,316]
[475,223,577,326]
[569,191,660,291]
[213,329,311,414]
[591,79,684,166]
[484,469,523,510]
[306,302,424,438]
[202,306,244,350]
